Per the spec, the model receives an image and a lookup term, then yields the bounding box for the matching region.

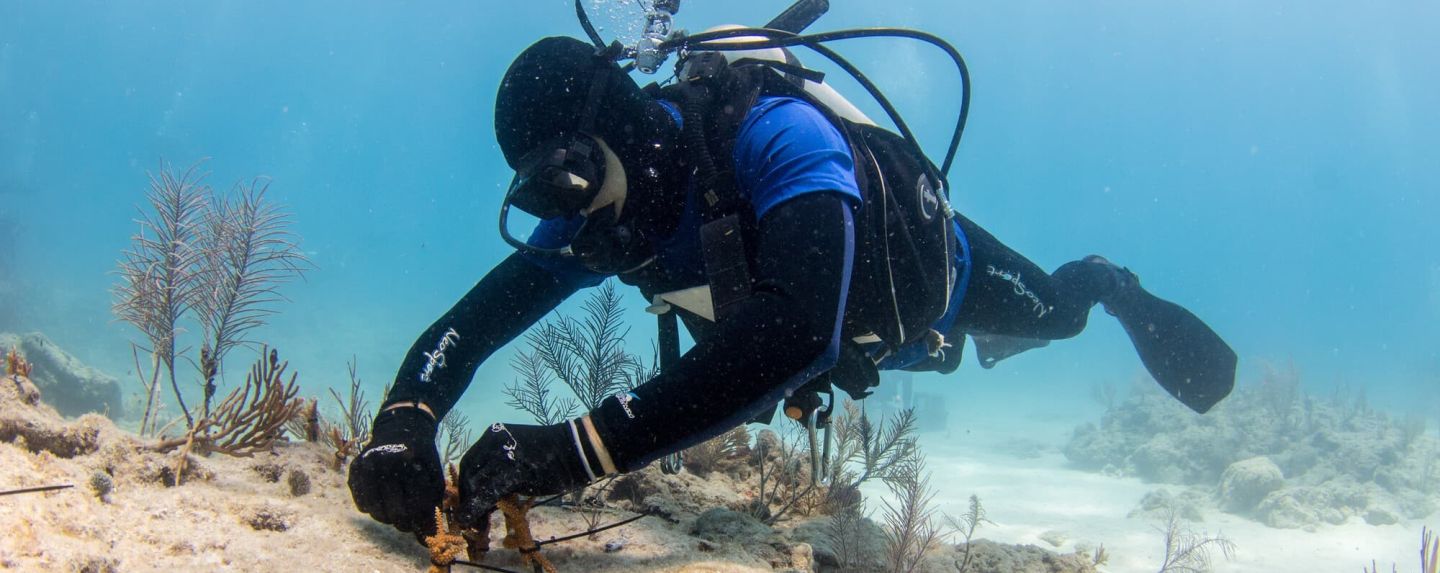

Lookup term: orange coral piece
[497,495,558,573]
[440,466,491,562]
[444,464,461,512]
[5,346,33,378]
[426,508,468,573]
[462,526,490,563]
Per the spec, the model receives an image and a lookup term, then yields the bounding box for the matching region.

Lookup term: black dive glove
[347,406,445,533]
[454,421,592,528]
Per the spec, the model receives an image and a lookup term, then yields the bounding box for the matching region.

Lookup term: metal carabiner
[805,409,821,487]
[660,451,684,475]
[806,388,836,487]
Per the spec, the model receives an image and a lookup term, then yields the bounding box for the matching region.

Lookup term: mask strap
[578,64,613,135]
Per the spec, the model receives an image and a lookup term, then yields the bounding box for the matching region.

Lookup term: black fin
[972,333,1050,369]
[1107,286,1236,414]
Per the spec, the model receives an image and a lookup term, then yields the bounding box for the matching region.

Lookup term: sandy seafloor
[910,408,1435,573]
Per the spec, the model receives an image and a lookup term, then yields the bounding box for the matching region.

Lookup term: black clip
[682,51,730,83]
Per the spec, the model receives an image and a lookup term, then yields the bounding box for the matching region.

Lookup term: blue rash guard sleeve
[523,215,609,289]
[734,97,862,218]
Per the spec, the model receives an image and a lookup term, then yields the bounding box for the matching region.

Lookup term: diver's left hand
[454,421,590,527]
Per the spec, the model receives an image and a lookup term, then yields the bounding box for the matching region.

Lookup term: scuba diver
[348,3,1237,535]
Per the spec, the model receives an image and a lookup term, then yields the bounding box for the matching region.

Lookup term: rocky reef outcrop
[1,332,124,419]
[1066,369,1439,530]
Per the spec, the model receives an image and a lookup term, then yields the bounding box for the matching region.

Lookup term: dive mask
[504,132,608,220]
[499,132,656,274]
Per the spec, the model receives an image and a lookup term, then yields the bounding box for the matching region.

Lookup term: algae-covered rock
[242,504,294,532]
[960,539,1099,573]
[1217,456,1285,513]
[609,464,747,521]
[1256,486,1348,529]
[0,332,124,419]
[1363,505,1400,526]
[790,515,887,570]
[782,542,814,573]
[1128,488,1206,521]
[0,406,105,458]
[691,507,771,544]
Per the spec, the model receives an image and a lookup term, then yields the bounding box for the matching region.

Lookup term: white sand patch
[861,421,1438,573]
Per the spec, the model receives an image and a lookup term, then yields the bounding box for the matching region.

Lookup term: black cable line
[0,484,73,497]
[450,559,522,573]
[681,31,942,191]
[535,511,649,547]
[575,0,607,48]
[445,502,649,570]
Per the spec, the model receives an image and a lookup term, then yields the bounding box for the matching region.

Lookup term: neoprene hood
[495,37,677,178]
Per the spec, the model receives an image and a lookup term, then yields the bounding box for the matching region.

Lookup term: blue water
[1,0,1437,568]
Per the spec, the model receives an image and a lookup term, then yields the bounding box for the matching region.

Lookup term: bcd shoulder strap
[656,53,768,321]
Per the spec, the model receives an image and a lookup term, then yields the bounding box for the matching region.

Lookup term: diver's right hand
[347,405,444,534]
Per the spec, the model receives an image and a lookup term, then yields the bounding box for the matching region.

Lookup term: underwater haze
[1,1,1438,572]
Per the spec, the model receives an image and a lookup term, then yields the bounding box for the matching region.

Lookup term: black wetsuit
[383,97,1120,473]
[953,214,1117,341]
[387,192,855,471]
[383,212,1120,474]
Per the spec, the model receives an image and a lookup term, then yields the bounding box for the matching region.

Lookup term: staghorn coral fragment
[426,508,468,573]
[441,465,490,562]
[443,464,461,511]
[498,495,558,573]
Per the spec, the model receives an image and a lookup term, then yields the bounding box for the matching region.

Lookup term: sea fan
[504,350,579,425]
[1155,510,1236,573]
[193,177,309,417]
[113,160,309,435]
[881,460,944,573]
[514,281,652,418]
[528,281,637,410]
[112,161,209,433]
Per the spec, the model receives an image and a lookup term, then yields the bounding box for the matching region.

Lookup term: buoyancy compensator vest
[650,32,958,401]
